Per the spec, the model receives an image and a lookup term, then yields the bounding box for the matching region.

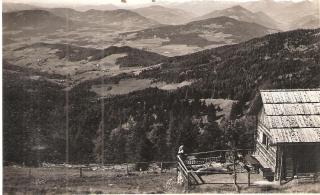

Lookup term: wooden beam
[279,146,284,185]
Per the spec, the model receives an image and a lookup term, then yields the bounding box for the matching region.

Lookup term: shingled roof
[260,89,320,144]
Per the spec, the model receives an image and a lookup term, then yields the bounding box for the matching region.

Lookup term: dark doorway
[284,144,320,178]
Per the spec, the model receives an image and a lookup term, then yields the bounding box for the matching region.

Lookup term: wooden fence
[177,148,254,192]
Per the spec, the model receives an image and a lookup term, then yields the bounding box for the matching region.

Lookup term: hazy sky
[4,0,307,5]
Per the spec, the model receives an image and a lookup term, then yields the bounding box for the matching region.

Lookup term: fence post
[233,150,237,185]
[126,163,129,175]
[248,171,250,187]
[187,172,190,191]
[176,163,179,177]
[233,149,240,193]
[80,167,83,178]
[160,162,163,173]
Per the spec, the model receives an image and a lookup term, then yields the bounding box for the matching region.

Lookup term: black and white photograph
[2,0,320,193]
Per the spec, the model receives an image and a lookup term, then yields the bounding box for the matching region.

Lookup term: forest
[3,29,320,166]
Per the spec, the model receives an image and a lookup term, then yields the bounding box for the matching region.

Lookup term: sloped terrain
[141,28,320,101]
[14,42,166,65]
[2,2,41,12]
[48,8,161,30]
[3,29,320,168]
[4,43,167,86]
[133,5,195,25]
[290,14,320,30]
[121,16,275,47]
[244,0,318,30]
[2,8,161,44]
[195,6,279,29]
[3,10,77,33]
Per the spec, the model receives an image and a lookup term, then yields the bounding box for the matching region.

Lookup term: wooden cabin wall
[255,123,277,171]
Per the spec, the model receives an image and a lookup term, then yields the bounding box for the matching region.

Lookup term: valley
[2,0,320,193]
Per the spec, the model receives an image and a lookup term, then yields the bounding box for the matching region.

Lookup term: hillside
[4,42,167,85]
[2,2,41,12]
[141,28,320,102]
[3,8,160,39]
[242,0,292,16]
[2,10,77,33]
[73,4,118,11]
[290,14,320,30]
[121,16,275,47]
[167,0,238,16]
[276,0,317,24]
[3,29,320,166]
[3,60,67,164]
[133,5,195,25]
[245,0,318,30]
[12,42,166,65]
[195,5,279,29]
[47,8,161,30]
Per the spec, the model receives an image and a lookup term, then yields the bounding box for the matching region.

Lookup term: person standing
[178,145,185,160]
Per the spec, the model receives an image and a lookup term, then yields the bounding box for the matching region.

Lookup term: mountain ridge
[121,16,276,47]
[195,5,279,29]
[3,9,77,32]
[133,5,195,25]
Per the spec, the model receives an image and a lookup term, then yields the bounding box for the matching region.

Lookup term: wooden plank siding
[258,123,272,140]
[255,141,277,170]
[254,122,278,172]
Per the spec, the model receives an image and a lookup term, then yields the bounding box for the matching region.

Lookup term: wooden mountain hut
[252,89,320,182]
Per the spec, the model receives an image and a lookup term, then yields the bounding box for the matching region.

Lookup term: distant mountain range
[3,10,76,33]
[167,0,238,16]
[3,8,161,34]
[243,0,319,30]
[71,4,118,11]
[132,5,195,25]
[195,6,279,29]
[290,14,320,30]
[3,1,319,31]
[47,8,161,30]
[121,16,276,47]
[3,2,118,12]
[2,3,42,12]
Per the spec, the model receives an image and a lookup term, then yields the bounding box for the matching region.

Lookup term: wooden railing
[177,155,204,188]
[185,156,221,165]
[176,148,254,190]
[177,155,189,178]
